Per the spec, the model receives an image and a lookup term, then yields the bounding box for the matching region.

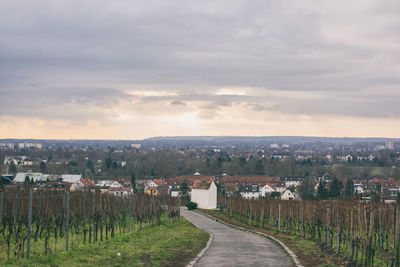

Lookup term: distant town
[1,136,399,201]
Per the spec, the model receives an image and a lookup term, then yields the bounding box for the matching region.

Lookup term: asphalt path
[182,208,292,267]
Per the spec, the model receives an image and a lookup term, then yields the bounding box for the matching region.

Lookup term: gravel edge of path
[185,212,214,267]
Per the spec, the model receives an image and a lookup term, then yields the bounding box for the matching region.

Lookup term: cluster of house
[4,156,34,166]
[144,177,218,209]
[0,142,42,150]
[0,143,15,150]
[141,174,400,203]
[225,176,301,200]
[6,170,399,204]
[142,174,302,201]
[144,179,173,197]
[320,176,400,199]
[0,172,133,196]
[141,174,302,209]
[96,179,133,196]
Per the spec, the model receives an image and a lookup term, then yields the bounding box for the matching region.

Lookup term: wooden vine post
[163,199,167,223]
[27,189,33,259]
[379,207,383,248]
[336,206,340,254]
[301,204,304,237]
[367,207,374,266]
[0,192,3,234]
[139,197,143,230]
[278,204,281,232]
[128,197,132,232]
[326,205,329,247]
[66,192,70,251]
[92,192,96,243]
[395,205,400,267]
[132,197,136,232]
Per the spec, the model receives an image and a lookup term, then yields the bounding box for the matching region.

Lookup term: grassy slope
[201,210,351,267]
[3,218,209,267]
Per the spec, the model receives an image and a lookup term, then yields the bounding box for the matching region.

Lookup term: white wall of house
[97,180,113,187]
[73,181,84,191]
[171,191,180,197]
[148,181,158,187]
[390,188,399,197]
[241,192,260,199]
[285,181,301,188]
[281,190,295,200]
[260,184,276,197]
[61,174,82,183]
[110,181,122,188]
[275,187,286,193]
[15,172,43,183]
[354,183,364,193]
[190,181,217,209]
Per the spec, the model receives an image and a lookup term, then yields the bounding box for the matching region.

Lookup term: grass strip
[2,218,209,267]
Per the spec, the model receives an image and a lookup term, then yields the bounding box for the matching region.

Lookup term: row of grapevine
[220,197,400,266]
[0,188,180,261]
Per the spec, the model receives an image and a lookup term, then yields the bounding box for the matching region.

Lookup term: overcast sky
[1,0,400,139]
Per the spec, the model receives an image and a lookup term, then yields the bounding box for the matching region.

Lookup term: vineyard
[0,187,180,262]
[220,197,400,267]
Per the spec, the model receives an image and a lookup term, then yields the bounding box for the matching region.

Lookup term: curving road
[182,208,292,267]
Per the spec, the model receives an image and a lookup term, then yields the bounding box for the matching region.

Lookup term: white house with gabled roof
[15,172,44,183]
[259,183,276,197]
[191,181,217,209]
[110,181,123,189]
[281,189,295,200]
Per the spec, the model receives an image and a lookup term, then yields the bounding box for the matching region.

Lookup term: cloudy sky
[1,0,400,139]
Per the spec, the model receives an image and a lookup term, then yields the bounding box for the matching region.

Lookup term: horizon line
[0,135,399,141]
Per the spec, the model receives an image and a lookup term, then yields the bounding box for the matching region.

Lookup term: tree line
[1,149,400,181]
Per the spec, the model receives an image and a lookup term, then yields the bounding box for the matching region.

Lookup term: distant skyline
[1,0,400,139]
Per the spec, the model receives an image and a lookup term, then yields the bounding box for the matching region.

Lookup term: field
[0,187,185,264]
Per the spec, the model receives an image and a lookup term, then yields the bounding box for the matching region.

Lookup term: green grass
[2,218,209,267]
[371,167,384,176]
[0,220,152,259]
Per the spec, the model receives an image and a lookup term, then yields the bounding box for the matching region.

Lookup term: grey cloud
[268,104,283,111]
[201,103,220,110]
[171,100,185,106]
[0,0,399,122]
[137,88,400,118]
[0,86,131,122]
[252,104,266,111]
[140,93,246,106]
[252,103,283,112]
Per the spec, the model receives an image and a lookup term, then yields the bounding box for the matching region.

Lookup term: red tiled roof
[260,182,277,189]
[117,178,132,187]
[192,180,212,189]
[80,178,96,187]
[168,176,214,186]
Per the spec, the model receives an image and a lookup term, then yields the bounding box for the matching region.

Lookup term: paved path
[182,208,292,267]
